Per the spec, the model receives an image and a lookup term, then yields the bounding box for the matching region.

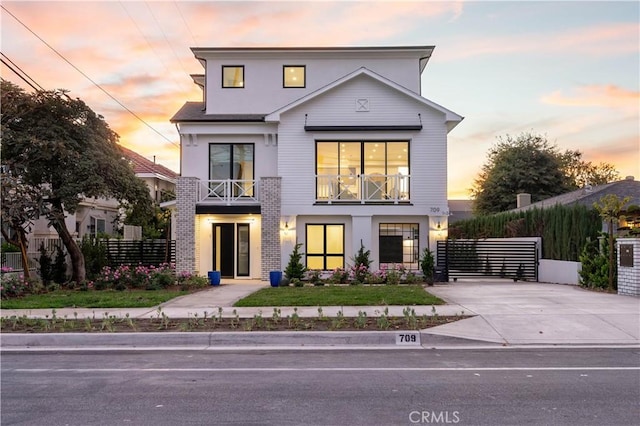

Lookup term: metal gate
[436,239,538,282]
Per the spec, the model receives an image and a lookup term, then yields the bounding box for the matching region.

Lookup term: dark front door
[213,223,235,277]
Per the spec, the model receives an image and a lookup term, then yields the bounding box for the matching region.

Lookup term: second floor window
[222,66,244,88]
[283,65,305,88]
[316,141,410,201]
[209,144,254,196]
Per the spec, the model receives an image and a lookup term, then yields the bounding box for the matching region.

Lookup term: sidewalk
[1,280,638,347]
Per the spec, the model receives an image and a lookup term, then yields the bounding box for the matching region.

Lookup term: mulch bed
[0,315,469,333]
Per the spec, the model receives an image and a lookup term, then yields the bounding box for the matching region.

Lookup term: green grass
[0,289,190,309]
[233,285,444,307]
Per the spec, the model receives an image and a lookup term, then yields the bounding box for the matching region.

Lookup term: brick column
[617,238,640,296]
[176,177,198,274]
[260,177,282,281]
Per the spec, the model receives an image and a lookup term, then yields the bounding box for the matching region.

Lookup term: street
[2,347,639,425]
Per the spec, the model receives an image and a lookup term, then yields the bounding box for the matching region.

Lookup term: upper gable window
[283,65,305,88]
[222,66,244,88]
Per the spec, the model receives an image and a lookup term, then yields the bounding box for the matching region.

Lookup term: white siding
[179,123,278,182]
[277,75,449,216]
[204,53,422,115]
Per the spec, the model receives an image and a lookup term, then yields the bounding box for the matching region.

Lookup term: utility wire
[0,52,44,91]
[1,5,179,149]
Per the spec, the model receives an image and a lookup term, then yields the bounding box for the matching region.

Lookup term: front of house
[171,46,462,280]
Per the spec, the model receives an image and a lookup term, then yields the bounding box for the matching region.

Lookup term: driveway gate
[436,239,539,282]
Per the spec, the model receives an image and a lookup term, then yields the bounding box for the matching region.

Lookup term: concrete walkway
[1,280,638,347]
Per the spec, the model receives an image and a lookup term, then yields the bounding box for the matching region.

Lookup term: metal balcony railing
[316,174,410,204]
[198,179,258,204]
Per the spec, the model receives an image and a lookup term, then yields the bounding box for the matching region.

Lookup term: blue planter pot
[269,271,282,287]
[208,271,221,286]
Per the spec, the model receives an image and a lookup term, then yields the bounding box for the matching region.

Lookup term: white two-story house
[171,46,462,280]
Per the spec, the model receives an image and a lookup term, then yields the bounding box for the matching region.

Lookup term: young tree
[593,194,630,290]
[472,132,619,215]
[1,79,153,283]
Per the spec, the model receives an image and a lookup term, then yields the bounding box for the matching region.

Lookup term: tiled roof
[170,102,265,122]
[119,145,178,180]
[512,178,639,212]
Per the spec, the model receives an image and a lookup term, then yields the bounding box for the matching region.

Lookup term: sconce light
[436,220,441,230]
[283,221,289,236]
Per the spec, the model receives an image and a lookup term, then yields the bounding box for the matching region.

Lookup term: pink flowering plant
[1,271,44,299]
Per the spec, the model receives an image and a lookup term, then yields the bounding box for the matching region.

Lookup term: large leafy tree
[472,132,619,215]
[1,79,153,283]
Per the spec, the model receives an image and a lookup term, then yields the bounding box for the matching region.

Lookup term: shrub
[38,242,53,285]
[579,235,616,290]
[284,243,307,281]
[328,267,349,284]
[420,248,435,285]
[350,241,371,283]
[80,236,108,280]
[1,274,44,299]
[52,245,68,285]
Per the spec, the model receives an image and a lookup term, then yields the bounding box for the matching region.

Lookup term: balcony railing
[198,179,258,204]
[316,174,410,204]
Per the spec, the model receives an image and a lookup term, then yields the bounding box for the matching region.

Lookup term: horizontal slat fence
[103,240,176,267]
[437,239,538,281]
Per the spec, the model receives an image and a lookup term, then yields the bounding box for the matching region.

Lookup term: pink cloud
[541,85,640,114]
[439,22,639,62]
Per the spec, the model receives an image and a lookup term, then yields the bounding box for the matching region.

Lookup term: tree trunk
[17,229,31,280]
[1,227,31,279]
[50,201,85,283]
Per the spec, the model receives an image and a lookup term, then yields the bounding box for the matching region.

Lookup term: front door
[213,223,234,277]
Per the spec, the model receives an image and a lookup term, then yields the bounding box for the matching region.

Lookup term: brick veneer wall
[260,177,282,281]
[617,238,640,296]
[176,177,198,274]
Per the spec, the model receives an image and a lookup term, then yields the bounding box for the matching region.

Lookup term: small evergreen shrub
[38,242,52,286]
[420,248,435,285]
[284,243,307,281]
[52,245,68,284]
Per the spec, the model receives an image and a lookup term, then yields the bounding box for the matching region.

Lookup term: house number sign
[396,332,421,346]
[620,244,634,267]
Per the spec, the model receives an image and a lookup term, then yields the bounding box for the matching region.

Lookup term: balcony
[316,174,410,204]
[198,179,258,205]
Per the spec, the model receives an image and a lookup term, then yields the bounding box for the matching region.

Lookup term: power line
[0,52,44,91]
[1,4,180,150]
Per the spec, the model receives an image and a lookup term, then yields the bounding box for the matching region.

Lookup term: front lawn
[0,289,190,309]
[234,285,444,307]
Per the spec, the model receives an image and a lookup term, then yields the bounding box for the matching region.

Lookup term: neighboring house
[24,146,176,243]
[511,176,640,233]
[171,46,463,280]
[119,145,177,203]
[448,199,474,224]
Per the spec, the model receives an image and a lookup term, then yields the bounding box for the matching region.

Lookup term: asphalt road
[2,347,639,426]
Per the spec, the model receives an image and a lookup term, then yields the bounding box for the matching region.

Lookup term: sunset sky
[1,0,638,199]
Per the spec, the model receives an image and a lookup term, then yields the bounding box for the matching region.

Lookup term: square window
[283,65,305,88]
[222,66,244,88]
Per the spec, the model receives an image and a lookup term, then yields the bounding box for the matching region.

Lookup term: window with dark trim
[306,224,344,270]
[283,65,305,88]
[316,141,410,201]
[379,223,419,269]
[222,66,244,88]
[209,144,254,196]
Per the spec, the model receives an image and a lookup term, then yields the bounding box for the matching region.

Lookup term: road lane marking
[9,367,640,373]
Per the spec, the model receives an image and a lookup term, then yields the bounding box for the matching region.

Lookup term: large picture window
[306,224,344,270]
[379,223,419,269]
[222,66,244,88]
[209,144,254,196]
[316,141,409,201]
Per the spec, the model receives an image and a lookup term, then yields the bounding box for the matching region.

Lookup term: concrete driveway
[424,280,640,345]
